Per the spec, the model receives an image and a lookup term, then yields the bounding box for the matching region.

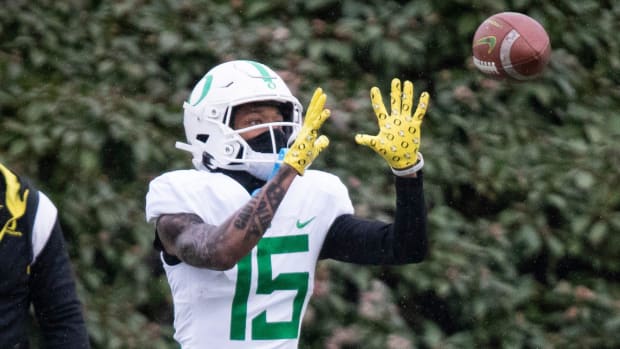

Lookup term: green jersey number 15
[230,234,309,340]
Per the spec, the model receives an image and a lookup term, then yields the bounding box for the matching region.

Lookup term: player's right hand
[283,88,330,175]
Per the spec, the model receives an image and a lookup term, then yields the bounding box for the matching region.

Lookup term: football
[472,12,551,80]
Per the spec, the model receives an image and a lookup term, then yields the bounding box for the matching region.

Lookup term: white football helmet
[176,60,303,179]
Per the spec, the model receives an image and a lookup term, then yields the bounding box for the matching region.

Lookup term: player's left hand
[283,87,330,175]
[355,78,430,173]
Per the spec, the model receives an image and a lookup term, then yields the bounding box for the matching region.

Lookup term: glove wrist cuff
[391,152,424,176]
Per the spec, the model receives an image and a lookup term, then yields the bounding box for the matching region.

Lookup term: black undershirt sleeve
[30,220,90,348]
[319,172,427,265]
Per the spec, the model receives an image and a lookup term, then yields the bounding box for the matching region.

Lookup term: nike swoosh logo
[474,36,497,54]
[296,217,316,229]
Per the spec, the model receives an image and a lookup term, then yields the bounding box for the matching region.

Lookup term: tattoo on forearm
[234,205,253,230]
[266,179,286,202]
[243,200,267,239]
[233,170,290,239]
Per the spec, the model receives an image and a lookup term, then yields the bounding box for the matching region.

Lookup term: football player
[0,163,90,348]
[145,60,429,348]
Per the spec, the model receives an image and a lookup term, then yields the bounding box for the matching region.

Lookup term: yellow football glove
[355,78,430,175]
[283,88,330,175]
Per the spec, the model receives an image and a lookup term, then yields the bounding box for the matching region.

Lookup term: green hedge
[1,0,619,348]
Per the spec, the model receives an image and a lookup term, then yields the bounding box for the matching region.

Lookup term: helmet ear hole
[196,134,209,143]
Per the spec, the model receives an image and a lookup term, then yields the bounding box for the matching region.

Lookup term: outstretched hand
[283,88,330,175]
[355,78,430,172]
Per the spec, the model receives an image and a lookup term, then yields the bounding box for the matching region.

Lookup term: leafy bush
[1,0,619,348]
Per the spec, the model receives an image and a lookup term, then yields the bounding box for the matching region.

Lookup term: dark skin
[156,103,417,270]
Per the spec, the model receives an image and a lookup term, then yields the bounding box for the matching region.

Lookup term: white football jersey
[145,169,354,349]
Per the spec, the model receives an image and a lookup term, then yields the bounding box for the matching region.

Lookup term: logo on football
[472,12,551,80]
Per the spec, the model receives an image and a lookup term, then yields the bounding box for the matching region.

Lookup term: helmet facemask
[177,104,301,178]
[237,123,294,180]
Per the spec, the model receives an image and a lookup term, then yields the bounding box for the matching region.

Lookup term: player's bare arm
[156,164,298,270]
[157,87,330,270]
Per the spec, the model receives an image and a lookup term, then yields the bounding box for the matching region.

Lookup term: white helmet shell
[176,60,303,174]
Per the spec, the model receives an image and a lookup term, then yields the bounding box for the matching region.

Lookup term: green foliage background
[1,0,619,348]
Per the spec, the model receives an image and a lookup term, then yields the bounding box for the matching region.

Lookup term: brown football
[472,12,551,80]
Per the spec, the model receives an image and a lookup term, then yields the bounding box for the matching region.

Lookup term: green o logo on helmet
[191,75,214,107]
